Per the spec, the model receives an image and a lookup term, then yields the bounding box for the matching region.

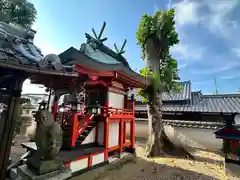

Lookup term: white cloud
[174,0,201,25]
[233,48,240,58]
[172,43,203,61]
[192,61,239,75]
[177,0,240,58]
[205,0,239,40]
[219,75,236,80]
[179,63,187,69]
[171,0,240,78]
[170,0,204,66]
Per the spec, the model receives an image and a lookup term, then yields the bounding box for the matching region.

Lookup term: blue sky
[23,0,240,94]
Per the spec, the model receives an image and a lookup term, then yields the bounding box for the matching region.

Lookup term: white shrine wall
[108,122,119,147]
[108,81,125,109]
[108,91,124,109]
[69,157,88,173]
[92,152,105,166]
[97,122,105,146]
[82,127,96,144]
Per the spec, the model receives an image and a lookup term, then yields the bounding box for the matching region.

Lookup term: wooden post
[130,95,135,149]
[104,118,109,161]
[0,77,24,179]
[123,120,126,144]
[123,94,127,145]
[119,119,123,153]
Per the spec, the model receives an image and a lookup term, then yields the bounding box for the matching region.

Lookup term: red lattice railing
[103,107,134,118]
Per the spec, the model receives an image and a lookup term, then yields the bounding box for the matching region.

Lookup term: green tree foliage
[136,9,180,101]
[136,9,179,60]
[0,0,37,28]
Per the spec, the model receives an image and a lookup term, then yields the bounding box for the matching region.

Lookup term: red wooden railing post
[104,118,109,161]
[123,120,126,144]
[130,97,135,149]
[119,118,123,153]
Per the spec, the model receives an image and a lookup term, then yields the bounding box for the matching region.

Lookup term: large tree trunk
[145,38,192,158]
[146,97,173,157]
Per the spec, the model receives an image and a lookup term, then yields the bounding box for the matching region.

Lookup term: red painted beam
[104,118,109,161]
[88,154,93,168]
[130,100,135,149]
[123,120,126,144]
[119,119,123,153]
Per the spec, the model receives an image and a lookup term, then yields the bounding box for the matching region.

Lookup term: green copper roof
[83,43,120,64]
[79,33,130,68]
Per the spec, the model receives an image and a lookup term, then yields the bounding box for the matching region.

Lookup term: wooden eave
[75,64,146,88]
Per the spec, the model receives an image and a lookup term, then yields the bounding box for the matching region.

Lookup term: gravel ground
[98,140,239,180]
[9,137,240,180]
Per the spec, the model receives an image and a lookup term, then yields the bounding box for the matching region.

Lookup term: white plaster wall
[92,152,105,166]
[126,121,147,138]
[108,122,119,147]
[108,92,124,109]
[125,121,131,141]
[126,122,222,151]
[70,158,88,173]
[97,122,104,145]
[82,127,96,144]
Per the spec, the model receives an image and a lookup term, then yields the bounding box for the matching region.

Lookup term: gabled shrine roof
[59,45,149,88]
[83,33,130,68]
[215,126,240,140]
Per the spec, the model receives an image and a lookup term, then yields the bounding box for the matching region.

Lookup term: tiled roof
[135,118,224,130]
[162,81,191,101]
[129,81,191,102]
[0,22,77,76]
[135,92,240,113]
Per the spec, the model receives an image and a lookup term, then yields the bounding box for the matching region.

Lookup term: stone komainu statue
[34,109,62,160]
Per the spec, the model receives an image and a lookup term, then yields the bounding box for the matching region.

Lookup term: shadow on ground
[97,157,219,180]
[135,136,224,166]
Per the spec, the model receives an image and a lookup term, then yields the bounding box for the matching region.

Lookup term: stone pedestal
[16,165,72,180]
[26,154,64,175]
